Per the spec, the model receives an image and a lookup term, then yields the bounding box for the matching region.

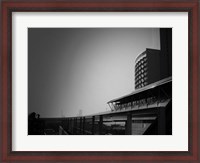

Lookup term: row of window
[135,71,148,79]
[135,72,148,84]
[135,78,147,83]
[135,66,147,75]
[135,62,147,70]
[135,82,148,89]
[135,56,148,90]
[135,56,147,68]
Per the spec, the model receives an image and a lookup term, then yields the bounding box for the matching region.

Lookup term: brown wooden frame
[0,0,199,162]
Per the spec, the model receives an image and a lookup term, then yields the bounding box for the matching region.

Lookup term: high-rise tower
[135,28,172,89]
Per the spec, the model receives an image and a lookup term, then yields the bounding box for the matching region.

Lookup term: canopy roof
[107,76,172,104]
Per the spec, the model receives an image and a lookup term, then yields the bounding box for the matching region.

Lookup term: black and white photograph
[28,28,172,135]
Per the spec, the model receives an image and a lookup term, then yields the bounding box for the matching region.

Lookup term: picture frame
[0,0,199,162]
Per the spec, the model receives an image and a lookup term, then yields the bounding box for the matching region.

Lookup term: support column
[73,118,77,134]
[77,118,80,134]
[157,107,166,135]
[66,119,69,130]
[83,117,85,134]
[71,118,74,134]
[80,117,82,134]
[92,116,95,135]
[126,113,132,135]
[99,115,103,135]
[69,119,72,133]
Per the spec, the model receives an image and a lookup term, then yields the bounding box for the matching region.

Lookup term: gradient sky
[28,28,160,118]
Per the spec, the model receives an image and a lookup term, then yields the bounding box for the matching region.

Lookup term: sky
[28,28,160,118]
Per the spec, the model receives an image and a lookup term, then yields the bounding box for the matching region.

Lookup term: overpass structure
[61,76,172,135]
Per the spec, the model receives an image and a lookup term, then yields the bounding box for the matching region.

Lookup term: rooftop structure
[108,76,172,112]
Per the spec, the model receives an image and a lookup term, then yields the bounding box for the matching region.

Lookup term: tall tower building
[135,49,161,89]
[134,28,172,90]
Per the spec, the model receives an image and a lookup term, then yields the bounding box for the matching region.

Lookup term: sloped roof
[107,76,172,104]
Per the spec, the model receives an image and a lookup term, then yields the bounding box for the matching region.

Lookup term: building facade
[135,49,161,89]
